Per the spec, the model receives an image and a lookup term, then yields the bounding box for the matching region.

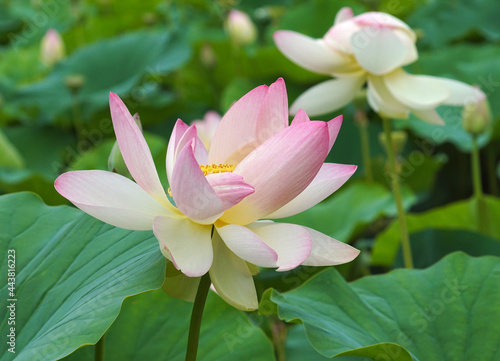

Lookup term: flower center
[199,163,235,176]
[167,163,235,198]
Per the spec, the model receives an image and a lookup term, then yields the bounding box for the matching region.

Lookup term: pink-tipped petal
[171,142,224,224]
[290,108,311,125]
[267,163,357,219]
[210,232,258,311]
[55,170,172,230]
[216,224,278,267]
[205,172,254,210]
[351,27,410,75]
[166,119,190,181]
[411,108,445,125]
[300,226,360,266]
[436,78,487,106]
[291,112,342,152]
[109,93,170,207]
[274,31,353,75]
[221,122,329,225]
[384,69,450,110]
[290,76,365,116]
[326,114,343,151]
[208,85,268,164]
[334,7,354,24]
[153,216,213,277]
[255,77,288,143]
[367,75,409,119]
[355,12,415,39]
[324,19,362,54]
[247,222,312,271]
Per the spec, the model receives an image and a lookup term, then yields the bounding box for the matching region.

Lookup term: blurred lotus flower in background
[55,78,359,310]
[226,9,257,46]
[274,7,485,124]
[190,111,221,150]
[40,28,65,66]
[462,87,491,135]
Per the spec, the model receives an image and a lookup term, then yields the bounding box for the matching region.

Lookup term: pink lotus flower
[274,7,485,124]
[41,28,65,66]
[55,78,359,310]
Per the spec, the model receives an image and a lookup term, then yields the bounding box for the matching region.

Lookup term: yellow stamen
[199,163,235,176]
[167,187,173,197]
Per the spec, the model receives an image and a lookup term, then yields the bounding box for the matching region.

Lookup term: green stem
[95,334,105,361]
[486,145,498,196]
[382,117,413,269]
[71,93,84,143]
[471,135,488,233]
[185,273,211,361]
[355,110,373,182]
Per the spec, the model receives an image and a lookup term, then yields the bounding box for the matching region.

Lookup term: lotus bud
[64,74,86,95]
[462,90,491,135]
[200,43,217,68]
[41,28,65,66]
[379,130,407,157]
[226,10,257,46]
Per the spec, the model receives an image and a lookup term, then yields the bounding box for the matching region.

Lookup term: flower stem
[95,334,105,361]
[486,145,498,196]
[185,273,211,361]
[355,110,373,182]
[471,135,488,233]
[71,92,84,143]
[382,117,413,269]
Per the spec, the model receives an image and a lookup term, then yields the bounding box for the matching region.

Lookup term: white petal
[300,227,360,266]
[267,163,357,219]
[210,232,258,311]
[411,108,445,125]
[55,170,171,230]
[216,224,278,267]
[351,27,411,75]
[436,78,486,106]
[153,216,213,277]
[274,31,353,75]
[384,69,450,110]
[367,75,409,119]
[290,76,365,116]
[247,222,312,271]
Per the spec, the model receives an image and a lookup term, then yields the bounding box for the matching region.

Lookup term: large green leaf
[0,193,165,361]
[262,252,500,360]
[407,0,500,48]
[0,126,74,205]
[372,195,500,266]
[63,289,275,361]
[280,181,416,242]
[10,30,190,122]
[286,324,367,361]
